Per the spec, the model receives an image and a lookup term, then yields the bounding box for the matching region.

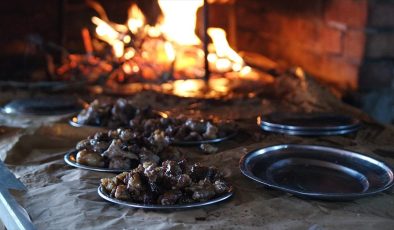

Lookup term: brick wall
[234,0,368,91]
[359,0,394,91]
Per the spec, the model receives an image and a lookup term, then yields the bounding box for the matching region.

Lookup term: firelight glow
[208,28,245,71]
[90,0,255,81]
[92,16,119,44]
[127,4,145,34]
[158,0,203,46]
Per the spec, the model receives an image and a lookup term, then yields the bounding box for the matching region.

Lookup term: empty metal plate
[240,144,394,200]
[258,112,361,136]
[98,185,233,210]
[1,96,83,116]
[64,150,131,173]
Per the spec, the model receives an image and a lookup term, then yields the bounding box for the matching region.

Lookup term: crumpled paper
[1,120,394,229]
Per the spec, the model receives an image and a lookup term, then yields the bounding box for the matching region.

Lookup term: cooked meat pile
[101,160,232,205]
[75,128,180,169]
[129,116,236,142]
[76,98,159,128]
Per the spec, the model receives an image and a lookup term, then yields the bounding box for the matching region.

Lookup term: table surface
[1,77,394,230]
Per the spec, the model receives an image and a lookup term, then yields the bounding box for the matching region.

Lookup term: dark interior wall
[0,0,60,80]
[359,0,394,91]
[0,0,132,81]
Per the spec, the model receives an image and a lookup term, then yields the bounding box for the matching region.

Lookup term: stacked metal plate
[258,112,361,136]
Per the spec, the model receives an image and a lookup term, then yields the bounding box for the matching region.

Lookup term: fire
[208,28,245,72]
[92,16,124,57]
[58,0,270,92]
[158,0,203,46]
[173,79,205,97]
[127,4,145,34]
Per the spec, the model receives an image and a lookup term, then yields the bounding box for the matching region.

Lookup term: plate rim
[1,106,80,117]
[258,112,361,131]
[1,97,83,116]
[97,185,233,210]
[259,123,360,136]
[239,144,394,200]
[68,111,168,129]
[170,129,238,146]
[64,150,130,173]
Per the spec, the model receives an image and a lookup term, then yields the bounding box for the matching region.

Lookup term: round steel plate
[240,144,394,200]
[1,96,83,116]
[98,185,233,210]
[64,150,130,173]
[258,113,361,136]
[259,124,360,136]
[170,130,238,146]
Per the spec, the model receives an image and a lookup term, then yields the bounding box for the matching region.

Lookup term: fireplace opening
[0,0,393,122]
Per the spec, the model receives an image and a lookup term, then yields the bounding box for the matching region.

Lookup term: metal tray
[170,130,238,146]
[240,144,394,200]
[1,96,83,116]
[98,185,233,210]
[258,113,361,136]
[64,150,130,173]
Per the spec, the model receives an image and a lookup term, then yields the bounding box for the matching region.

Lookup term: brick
[359,60,394,90]
[320,56,359,89]
[253,14,321,52]
[343,29,366,63]
[235,0,266,13]
[369,2,394,27]
[321,26,343,54]
[365,31,394,58]
[324,0,368,28]
[237,29,265,53]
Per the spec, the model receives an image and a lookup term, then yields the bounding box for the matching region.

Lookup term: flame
[86,0,260,84]
[92,17,119,44]
[122,63,132,74]
[113,40,124,58]
[164,42,176,62]
[158,0,203,46]
[92,16,124,57]
[208,28,245,72]
[173,79,205,97]
[127,4,145,34]
[124,48,136,60]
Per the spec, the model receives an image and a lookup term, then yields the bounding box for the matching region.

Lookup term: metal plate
[1,96,83,116]
[258,113,361,136]
[68,117,95,128]
[260,112,361,130]
[64,150,130,173]
[98,185,233,210]
[240,144,394,200]
[68,111,168,129]
[259,124,360,136]
[170,130,238,146]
